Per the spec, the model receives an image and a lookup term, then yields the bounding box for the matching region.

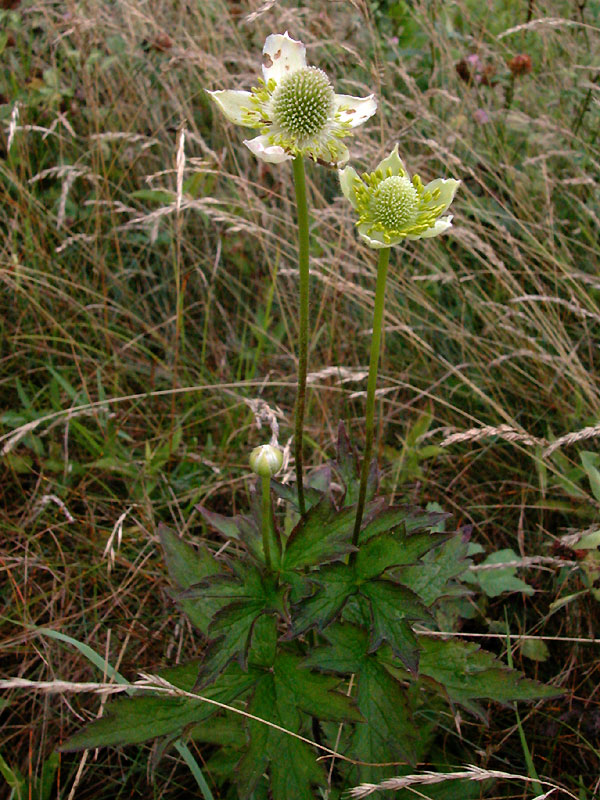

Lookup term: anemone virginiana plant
[339,144,460,543]
[208,32,377,516]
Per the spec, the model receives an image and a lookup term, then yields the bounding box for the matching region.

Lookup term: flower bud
[508,54,532,76]
[249,444,283,478]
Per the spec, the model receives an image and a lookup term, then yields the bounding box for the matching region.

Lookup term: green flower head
[207,32,377,167]
[339,145,460,248]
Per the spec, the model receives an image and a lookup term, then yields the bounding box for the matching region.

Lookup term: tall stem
[261,474,272,572]
[292,155,310,517]
[352,246,391,547]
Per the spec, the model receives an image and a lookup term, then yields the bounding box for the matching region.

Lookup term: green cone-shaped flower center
[272,67,334,138]
[372,175,419,231]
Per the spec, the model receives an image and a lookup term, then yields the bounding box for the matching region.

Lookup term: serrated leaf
[237,648,359,800]
[359,505,449,543]
[474,549,533,598]
[355,531,447,580]
[270,479,322,513]
[60,661,255,751]
[418,637,562,713]
[159,524,224,634]
[283,496,356,570]
[201,570,285,682]
[306,624,416,781]
[293,564,356,634]
[360,581,432,672]
[397,532,471,606]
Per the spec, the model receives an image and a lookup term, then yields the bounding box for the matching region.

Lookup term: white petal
[262,32,306,84]
[339,166,361,208]
[357,223,399,249]
[206,90,255,127]
[422,178,460,214]
[310,140,349,168]
[334,93,377,128]
[243,134,292,164]
[407,215,454,240]
[375,144,408,178]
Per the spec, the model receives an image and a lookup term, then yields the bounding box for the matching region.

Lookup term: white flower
[339,144,460,248]
[206,32,377,167]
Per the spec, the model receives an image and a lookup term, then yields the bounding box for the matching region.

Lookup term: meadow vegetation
[1,0,599,797]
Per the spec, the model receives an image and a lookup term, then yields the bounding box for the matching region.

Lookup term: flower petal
[375,144,408,178]
[243,134,292,164]
[334,93,377,128]
[206,90,255,127]
[407,215,454,240]
[262,32,306,84]
[422,178,461,214]
[339,166,361,208]
[357,222,401,249]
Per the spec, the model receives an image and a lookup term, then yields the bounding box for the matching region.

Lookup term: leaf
[520,638,550,662]
[397,532,472,606]
[417,637,562,717]
[200,570,286,682]
[359,505,449,544]
[306,624,416,781]
[282,496,356,570]
[60,661,255,751]
[473,549,534,598]
[270,479,322,513]
[355,531,447,581]
[360,580,432,672]
[236,649,359,800]
[293,563,357,634]
[159,524,224,635]
[581,451,600,504]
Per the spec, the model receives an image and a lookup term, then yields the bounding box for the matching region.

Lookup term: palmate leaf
[292,563,356,634]
[396,531,472,606]
[355,531,447,580]
[158,524,224,635]
[305,624,416,782]
[60,660,255,751]
[282,495,356,570]
[237,631,362,800]
[361,580,432,673]
[199,568,287,683]
[416,637,562,718]
[359,505,449,544]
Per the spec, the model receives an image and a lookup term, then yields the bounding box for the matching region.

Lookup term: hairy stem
[352,246,391,547]
[292,154,310,517]
[261,473,272,572]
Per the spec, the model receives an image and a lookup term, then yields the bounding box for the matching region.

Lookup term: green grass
[1,0,599,797]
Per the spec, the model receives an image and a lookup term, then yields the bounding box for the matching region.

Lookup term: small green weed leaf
[397,532,472,606]
[293,564,356,634]
[520,638,550,662]
[360,581,432,672]
[417,637,562,713]
[576,529,600,549]
[0,752,25,800]
[581,451,600,503]
[60,662,254,751]
[282,496,356,570]
[472,549,533,598]
[359,505,449,543]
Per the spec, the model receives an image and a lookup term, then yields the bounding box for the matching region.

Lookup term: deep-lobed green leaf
[283,496,356,570]
[293,564,356,634]
[396,532,472,606]
[60,661,255,751]
[355,531,447,580]
[159,524,225,635]
[359,505,449,543]
[360,580,432,672]
[417,637,562,712]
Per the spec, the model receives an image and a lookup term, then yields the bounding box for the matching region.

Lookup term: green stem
[261,473,272,572]
[352,246,391,548]
[292,155,310,517]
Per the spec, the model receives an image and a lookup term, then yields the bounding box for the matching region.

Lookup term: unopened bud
[508,54,532,76]
[249,444,283,478]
